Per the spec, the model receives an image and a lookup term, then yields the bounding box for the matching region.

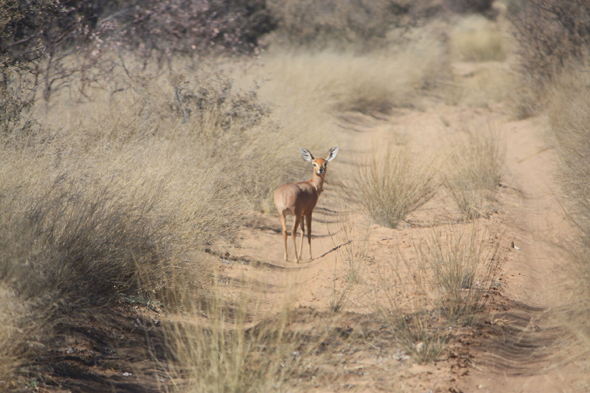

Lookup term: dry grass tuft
[353,146,439,228]
[443,127,504,219]
[376,223,503,363]
[376,256,449,364]
[166,296,295,392]
[416,224,503,323]
[389,311,449,365]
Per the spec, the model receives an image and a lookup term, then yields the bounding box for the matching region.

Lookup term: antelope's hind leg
[299,216,305,261]
[291,214,302,263]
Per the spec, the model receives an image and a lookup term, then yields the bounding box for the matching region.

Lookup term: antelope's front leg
[306,212,313,260]
[292,215,302,263]
[279,213,289,261]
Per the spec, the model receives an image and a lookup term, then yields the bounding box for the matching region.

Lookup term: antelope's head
[300,146,339,177]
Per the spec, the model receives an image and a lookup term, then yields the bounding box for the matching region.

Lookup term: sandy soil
[217,85,583,391]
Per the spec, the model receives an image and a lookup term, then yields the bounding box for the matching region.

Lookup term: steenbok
[274,146,338,262]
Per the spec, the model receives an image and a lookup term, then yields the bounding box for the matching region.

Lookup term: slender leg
[306,212,313,260]
[292,214,302,263]
[299,215,305,260]
[279,211,288,261]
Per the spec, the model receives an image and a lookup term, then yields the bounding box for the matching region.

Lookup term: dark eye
[313,163,318,166]
[323,163,327,167]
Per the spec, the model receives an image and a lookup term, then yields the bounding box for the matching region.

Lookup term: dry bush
[0,0,274,104]
[104,0,274,64]
[547,67,590,240]
[511,0,590,84]
[388,311,449,365]
[0,122,236,365]
[561,249,590,387]
[0,69,37,137]
[542,61,590,390]
[265,0,425,50]
[445,0,496,16]
[46,62,302,212]
[353,146,439,228]
[449,15,508,62]
[444,127,504,219]
[266,0,497,51]
[547,68,590,375]
[509,0,590,115]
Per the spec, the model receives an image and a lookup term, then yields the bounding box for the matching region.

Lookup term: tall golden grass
[165,286,296,392]
[546,65,590,381]
[0,58,321,387]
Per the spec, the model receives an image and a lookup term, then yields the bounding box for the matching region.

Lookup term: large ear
[300,148,314,162]
[325,146,339,162]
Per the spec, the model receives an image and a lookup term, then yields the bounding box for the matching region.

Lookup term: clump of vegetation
[511,2,590,385]
[446,0,497,17]
[377,223,503,363]
[416,224,503,323]
[353,147,439,228]
[265,0,419,50]
[383,308,449,365]
[510,0,590,115]
[376,253,449,364]
[545,64,590,387]
[444,127,504,219]
[167,294,293,392]
[548,70,590,239]
[266,0,497,51]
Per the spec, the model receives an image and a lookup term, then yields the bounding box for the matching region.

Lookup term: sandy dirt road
[217,93,584,392]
